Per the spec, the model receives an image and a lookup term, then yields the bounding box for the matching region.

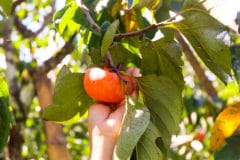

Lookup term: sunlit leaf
[170,4,231,84]
[0,78,10,152]
[43,67,93,121]
[132,0,162,10]
[113,96,150,160]
[123,9,138,32]
[101,19,119,58]
[54,1,99,37]
[0,0,12,16]
[210,102,240,151]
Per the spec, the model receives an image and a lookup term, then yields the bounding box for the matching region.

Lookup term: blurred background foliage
[0,0,240,159]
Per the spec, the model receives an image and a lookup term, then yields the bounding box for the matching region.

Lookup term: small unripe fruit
[84,67,134,103]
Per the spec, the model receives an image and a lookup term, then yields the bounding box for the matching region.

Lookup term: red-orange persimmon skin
[84,67,134,103]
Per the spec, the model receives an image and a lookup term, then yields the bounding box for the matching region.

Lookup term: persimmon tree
[0,0,240,159]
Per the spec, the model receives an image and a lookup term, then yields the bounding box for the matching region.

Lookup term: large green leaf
[136,122,163,160]
[170,2,231,83]
[140,38,184,90]
[0,0,12,16]
[113,96,150,160]
[101,19,119,58]
[137,74,183,149]
[0,78,10,152]
[43,68,93,121]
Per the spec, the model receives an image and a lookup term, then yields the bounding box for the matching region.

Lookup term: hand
[88,101,125,160]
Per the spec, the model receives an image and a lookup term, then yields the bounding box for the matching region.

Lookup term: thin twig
[175,31,217,99]
[115,13,178,39]
[76,0,100,32]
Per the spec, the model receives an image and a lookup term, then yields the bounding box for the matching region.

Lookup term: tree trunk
[34,72,72,160]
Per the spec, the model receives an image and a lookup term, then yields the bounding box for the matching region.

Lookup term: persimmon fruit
[83,67,134,103]
[196,131,205,141]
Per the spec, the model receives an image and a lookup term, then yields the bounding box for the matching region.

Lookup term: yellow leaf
[123,9,138,32]
[210,102,240,151]
[110,0,123,18]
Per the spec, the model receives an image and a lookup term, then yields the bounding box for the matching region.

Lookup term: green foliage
[113,97,150,160]
[170,5,231,84]
[0,0,12,16]
[0,78,11,152]
[136,122,163,160]
[1,0,237,159]
[53,1,99,38]
[101,20,119,58]
[138,75,183,151]
[140,38,184,89]
[131,0,162,10]
[214,136,240,160]
[42,66,93,121]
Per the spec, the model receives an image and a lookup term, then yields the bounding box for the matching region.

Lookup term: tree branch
[77,0,100,32]
[3,19,27,120]
[115,23,164,39]
[13,0,55,38]
[36,33,77,74]
[174,31,217,99]
[11,0,26,14]
[14,11,53,38]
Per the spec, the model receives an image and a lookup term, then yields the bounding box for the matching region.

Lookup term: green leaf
[113,97,150,160]
[101,19,119,58]
[155,0,174,40]
[58,2,79,35]
[0,78,10,152]
[136,122,163,160]
[42,104,79,122]
[54,2,99,37]
[55,65,71,87]
[214,136,240,160]
[43,71,93,121]
[0,0,12,16]
[170,6,231,83]
[109,43,141,67]
[0,78,9,98]
[140,39,184,89]
[132,0,162,10]
[137,74,183,149]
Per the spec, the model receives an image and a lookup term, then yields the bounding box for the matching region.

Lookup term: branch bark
[36,33,76,74]
[13,11,53,38]
[175,31,217,99]
[3,19,25,160]
[34,72,72,160]
[11,0,26,14]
